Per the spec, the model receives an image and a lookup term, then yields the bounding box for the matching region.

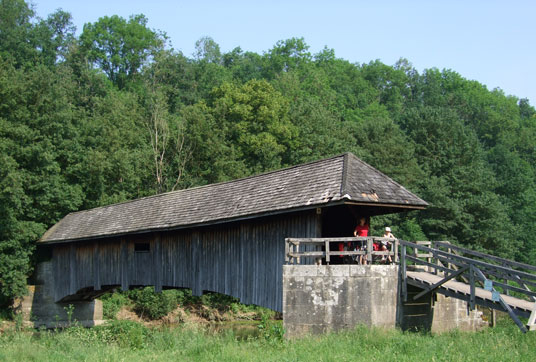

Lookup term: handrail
[398,239,536,333]
[433,241,536,273]
[285,237,399,265]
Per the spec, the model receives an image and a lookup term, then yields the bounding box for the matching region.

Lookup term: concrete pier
[14,262,104,328]
[283,265,486,337]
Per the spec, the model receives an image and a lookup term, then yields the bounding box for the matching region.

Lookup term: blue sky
[33,0,536,106]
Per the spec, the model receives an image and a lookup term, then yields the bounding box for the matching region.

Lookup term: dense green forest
[1,0,535,306]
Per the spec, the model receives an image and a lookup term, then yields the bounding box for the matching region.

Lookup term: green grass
[0,318,535,361]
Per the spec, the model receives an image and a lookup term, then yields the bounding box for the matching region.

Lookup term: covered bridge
[38,153,427,312]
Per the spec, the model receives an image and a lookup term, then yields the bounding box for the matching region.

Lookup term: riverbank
[1,318,534,361]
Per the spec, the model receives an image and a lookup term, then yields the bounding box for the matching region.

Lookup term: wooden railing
[285,237,399,265]
[399,240,536,333]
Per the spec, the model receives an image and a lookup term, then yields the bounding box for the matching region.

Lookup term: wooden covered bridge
[37,153,427,313]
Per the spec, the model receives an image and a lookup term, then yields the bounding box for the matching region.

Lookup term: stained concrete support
[283,265,486,337]
[400,284,485,333]
[14,262,104,328]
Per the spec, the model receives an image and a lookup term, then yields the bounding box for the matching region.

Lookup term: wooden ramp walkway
[400,241,536,333]
[406,270,535,317]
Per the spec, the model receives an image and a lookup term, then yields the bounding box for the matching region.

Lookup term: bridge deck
[407,270,535,314]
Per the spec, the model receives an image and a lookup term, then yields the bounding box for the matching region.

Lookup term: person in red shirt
[354,217,369,237]
[351,217,369,264]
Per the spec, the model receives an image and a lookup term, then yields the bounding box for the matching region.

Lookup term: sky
[33,0,536,106]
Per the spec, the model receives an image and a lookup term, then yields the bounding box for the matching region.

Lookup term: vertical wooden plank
[154,233,162,293]
[401,243,407,302]
[239,224,247,302]
[121,238,129,291]
[69,243,76,295]
[93,242,101,291]
[191,230,201,296]
[325,240,330,264]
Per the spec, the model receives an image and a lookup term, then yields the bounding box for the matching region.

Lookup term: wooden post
[121,238,129,291]
[503,263,510,296]
[401,243,407,302]
[154,233,162,293]
[469,264,475,310]
[93,242,101,291]
[394,239,399,263]
[69,244,76,295]
[325,240,330,264]
[490,308,496,328]
[527,307,536,331]
[284,238,289,264]
[367,238,373,264]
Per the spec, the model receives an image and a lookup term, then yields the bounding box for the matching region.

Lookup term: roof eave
[38,199,427,245]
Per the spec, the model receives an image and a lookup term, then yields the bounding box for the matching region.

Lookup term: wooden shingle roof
[40,153,427,243]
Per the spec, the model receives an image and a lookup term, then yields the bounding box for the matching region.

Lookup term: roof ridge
[340,153,350,197]
[62,153,349,218]
[346,153,427,204]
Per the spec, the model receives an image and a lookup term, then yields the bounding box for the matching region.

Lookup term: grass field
[0,317,535,361]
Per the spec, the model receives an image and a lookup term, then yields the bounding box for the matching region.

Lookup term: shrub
[95,320,150,349]
[127,287,178,320]
[100,291,130,319]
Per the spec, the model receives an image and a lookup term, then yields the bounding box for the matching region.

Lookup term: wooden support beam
[401,244,407,302]
[367,238,373,264]
[93,242,101,291]
[154,233,162,293]
[473,266,528,333]
[469,264,476,310]
[284,238,290,264]
[528,307,536,331]
[413,266,469,301]
[120,238,129,291]
[69,244,76,295]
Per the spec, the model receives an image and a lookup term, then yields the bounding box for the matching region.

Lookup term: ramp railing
[399,240,536,333]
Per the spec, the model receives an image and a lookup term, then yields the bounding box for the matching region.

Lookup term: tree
[264,37,312,78]
[400,106,517,256]
[194,36,222,64]
[209,79,297,173]
[34,9,76,66]
[79,14,165,88]
[0,0,36,66]
[144,87,191,194]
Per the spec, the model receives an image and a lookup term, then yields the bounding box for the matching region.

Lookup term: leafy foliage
[1,0,536,304]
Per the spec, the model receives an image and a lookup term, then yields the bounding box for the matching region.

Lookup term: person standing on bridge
[381,227,395,263]
[353,217,369,264]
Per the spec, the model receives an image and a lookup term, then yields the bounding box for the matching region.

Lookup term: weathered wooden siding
[51,210,319,311]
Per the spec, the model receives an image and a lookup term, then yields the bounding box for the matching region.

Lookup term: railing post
[401,242,407,302]
[502,263,509,296]
[469,264,475,310]
[285,238,289,264]
[325,240,330,265]
[394,239,399,264]
[367,238,373,264]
